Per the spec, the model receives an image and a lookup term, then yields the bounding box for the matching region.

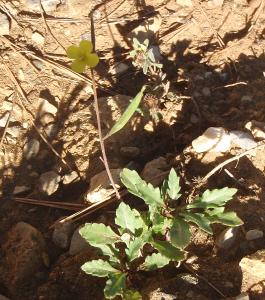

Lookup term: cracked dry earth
[0,0,265,299]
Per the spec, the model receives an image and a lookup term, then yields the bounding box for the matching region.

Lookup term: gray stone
[62,171,79,185]
[32,59,45,70]
[23,139,40,160]
[230,130,257,150]
[0,12,10,35]
[120,146,140,158]
[109,62,129,75]
[0,222,49,294]
[69,227,90,255]
[0,112,10,127]
[13,185,31,195]
[202,87,211,97]
[52,219,75,249]
[239,249,265,292]
[215,227,239,249]
[25,0,61,12]
[39,171,61,195]
[85,169,121,203]
[245,229,263,241]
[38,98,57,116]
[241,95,253,103]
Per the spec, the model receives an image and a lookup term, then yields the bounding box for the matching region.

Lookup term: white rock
[13,185,31,195]
[38,98,57,116]
[239,249,265,292]
[69,226,90,255]
[230,130,257,150]
[18,69,25,82]
[25,0,61,12]
[0,112,10,127]
[176,0,193,7]
[215,227,239,249]
[245,229,263,241]
[85,169,121,203]
[192,127,231,153]
[234,293,249,300]
[62,171,79,185]
[23,139,40,160]
[39,171,61,195]
[0,12,10,35]
[32,31,45,45]
[52,219,74,249]
[32,59,45,70]
[109,62,129,75]
[141,157,170,186]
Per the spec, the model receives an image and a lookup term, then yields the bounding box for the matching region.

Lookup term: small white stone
[192,127,231,153]
[0,112,10,127]
[234,293,249,300]
[215,227,239,249]
[18,69,25,81]
[245,229,263,241]
[109,62,129,75]
[0,12,10,35]
[62,171,79,185]
[39,171,61,195]
[32,60,45,70]
[32,31,45,45]
[38,98,58,116]
[23,139,40,160]
[230,130,257,150]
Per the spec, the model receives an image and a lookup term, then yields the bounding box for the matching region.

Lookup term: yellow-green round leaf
[79,40,93,53]
[71,60,86,73]
[66,45,80,59]
[85,53,99,68]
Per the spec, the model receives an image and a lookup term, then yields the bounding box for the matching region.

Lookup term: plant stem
[91,70,121,200]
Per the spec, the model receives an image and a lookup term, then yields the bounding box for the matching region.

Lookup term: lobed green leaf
[141,253,170,271]
[81,259,120,277]
[169,218,191,249]
[167,169,181,200]
[104,273,126,299]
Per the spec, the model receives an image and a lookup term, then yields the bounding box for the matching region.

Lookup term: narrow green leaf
[141,253,170,271]
[81,259,120,277]
[104,273,126,299]
[187,188,237,209]
[120,168,163,208]
[115,202,144,234]
[125,231,151,262]
[167,169,181,200]
[181,212,213,234]
[79,223,119,246]
[205,207,225,216]
[151,240,185,261]
[207,212,243,227]
[104,86,146,139]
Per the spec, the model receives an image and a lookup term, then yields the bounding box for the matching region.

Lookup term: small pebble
[32,60,45,70]
[120,146,140,158]
[215,227,239,249]
[202,87,211,97]
[0,112,10,127]
[13,185,31,195]
[39,171,61,195]
[245,229,263,241]
[62,171,79,185]
[32,31,45,45]
[235,292,249,300]
[69,226,90,255]
[38,98,58,116]
[23,139,40,160]
[0,12,10,35]
[241,95,253,103]
[52,219,75,249]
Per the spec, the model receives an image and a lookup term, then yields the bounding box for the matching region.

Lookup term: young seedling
[129,38,163,75]
[80,168,243,299]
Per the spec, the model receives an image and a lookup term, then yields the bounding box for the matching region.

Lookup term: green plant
[80,168,243,299]
[129,38,162,75]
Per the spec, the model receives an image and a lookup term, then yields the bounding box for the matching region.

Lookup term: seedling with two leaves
[79,168,243,299]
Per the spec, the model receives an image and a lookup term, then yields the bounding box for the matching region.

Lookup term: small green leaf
[207,212,243,227]
[79,223,119,246]
[151,240,185,261]
[187,188,237,209]
[81,259,120,277]
[124,290,142,300]
[104,86,146,139]
[167,169,181,200]
[181,212,213,234]
[115,202,144,234]
[104,273,126,299]
[96,244,120,264]
[125,232,151,262]
[169,218,191,249]
[120,168,163,208]
[141,253,170,271]
[152,213,173,235]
